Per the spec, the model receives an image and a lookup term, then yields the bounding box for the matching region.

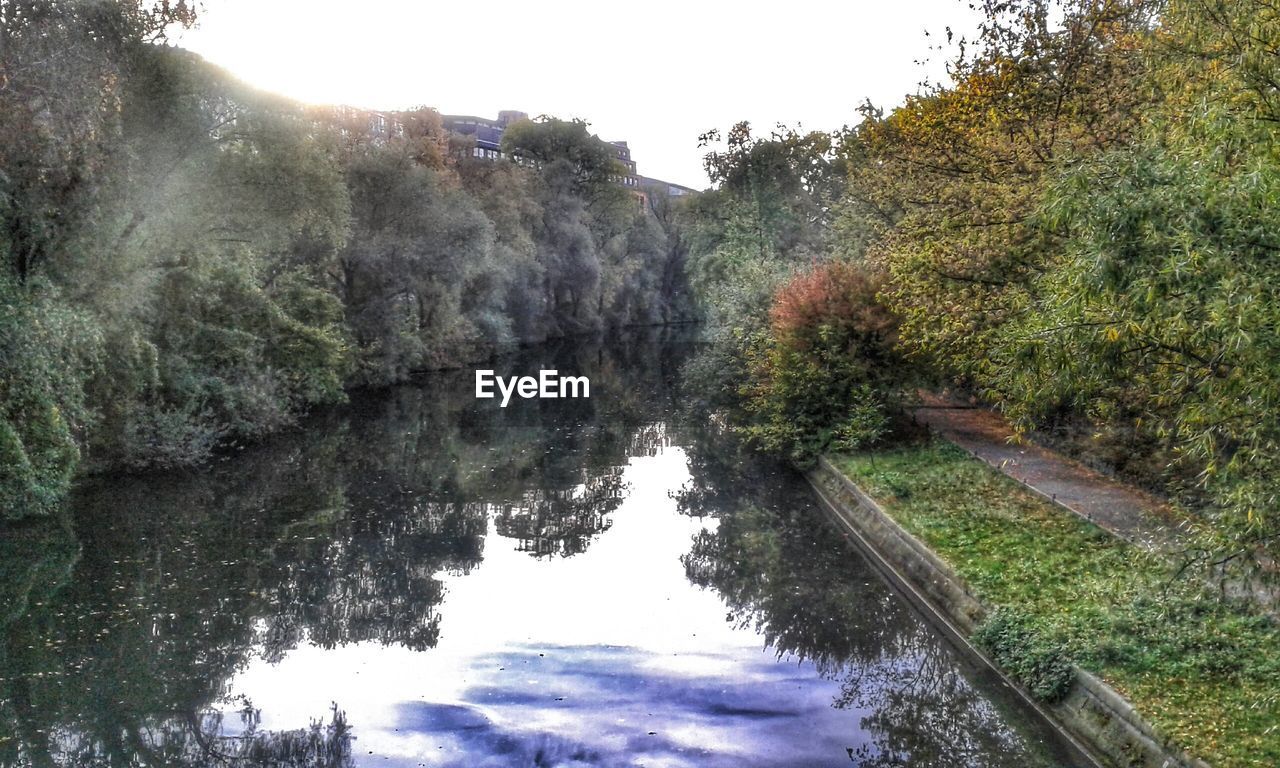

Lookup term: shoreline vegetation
[683,0,1280,593]
[1,4,696,515]
[5,0,1280,763]
[825,441,1280,768]
[669,0,1280,761]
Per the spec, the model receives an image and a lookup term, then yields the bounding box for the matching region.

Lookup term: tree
[455,156,547,341]
[340,144,499,383]
[695,122,838,275]
[501,116,655,335]
[0,1,198,509]
[644,187,696,324]
[0,278,95,518]
[501,117,624,196]
[0,0,197,283]
[989,0,1280,569]
[849,0,1156,380]
[740,260,908,463]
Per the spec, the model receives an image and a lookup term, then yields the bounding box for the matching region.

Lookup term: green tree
[501,116,657,334]
[991,0,1280,568]
[849,0,1155,380]
[501,117,624,195]
[0,0,197,283]
[341,143,501,383]
[0,279,97,518]
[0,1,197,509]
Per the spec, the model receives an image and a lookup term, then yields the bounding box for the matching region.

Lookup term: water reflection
[675,435,1063,767]
[0,332,1083,767]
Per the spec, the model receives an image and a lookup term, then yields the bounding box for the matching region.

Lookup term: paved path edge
[809,457,1212,768]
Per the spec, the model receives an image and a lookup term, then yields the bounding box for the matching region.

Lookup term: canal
[0,335,1087,767]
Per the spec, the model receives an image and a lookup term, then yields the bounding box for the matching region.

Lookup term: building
[441,110,696,200]
[441,110,526,160]
[606,141,639,188]
[637,175,699,198]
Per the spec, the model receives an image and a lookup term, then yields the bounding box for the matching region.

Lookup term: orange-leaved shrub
[741,260,909,463]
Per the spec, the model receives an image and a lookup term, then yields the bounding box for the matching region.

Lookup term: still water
[0,336,1087,767]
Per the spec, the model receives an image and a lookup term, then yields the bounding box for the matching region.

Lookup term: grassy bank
[833,440,1280,768]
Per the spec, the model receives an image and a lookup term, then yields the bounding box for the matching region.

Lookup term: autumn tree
[740,260,908,463]
[1,1,197,511]
[989,0,1280,568]
[850,0,1157,379]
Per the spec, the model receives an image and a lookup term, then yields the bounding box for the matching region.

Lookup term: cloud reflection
[381,644,873,768]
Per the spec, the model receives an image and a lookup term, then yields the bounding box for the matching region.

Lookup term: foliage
[739,261,906,463]
[500,116,676,335]
[699,121,839,265]
[340,143,497,384]
[0,6,695,511]
[70,47,356,468]
[978,0,1280,567]
[0,279,97,517]
[680,0,1280,570]
[0,0,198,283]
[681,123,861,457]
[972,608,1075,702]
[687,124,840,328]
[501,116,624,194]
[992,111,1280,565]
[837,441,1280,767]
[454,158,547,340]
[848,0,1156,380]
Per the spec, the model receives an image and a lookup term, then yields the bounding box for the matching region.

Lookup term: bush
[739,260,908,464]
[973,607,1076,702]
[0,281,97,518]
[119,404,225,471]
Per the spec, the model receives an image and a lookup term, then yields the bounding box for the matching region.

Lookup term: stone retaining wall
[808,457,1211,768]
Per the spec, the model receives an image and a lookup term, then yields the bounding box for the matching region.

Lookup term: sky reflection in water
[0,337,1085,767]
[226,451,885,767]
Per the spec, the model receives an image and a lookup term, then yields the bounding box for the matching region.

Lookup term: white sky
[172,1,981,189]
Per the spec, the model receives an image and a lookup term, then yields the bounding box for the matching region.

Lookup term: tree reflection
[842,652,1035,767]
[494,470,623,558]
[46,703,353,768]
[0,330,1060,768]
[0,329,700,766]
[676,431,1064,767]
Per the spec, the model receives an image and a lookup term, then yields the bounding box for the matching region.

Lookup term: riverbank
[814,440,1280,768]
[75,325,703,478]
[0,338,1089,768]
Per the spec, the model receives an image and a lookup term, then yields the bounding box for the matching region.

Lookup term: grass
[833,440,1280,768]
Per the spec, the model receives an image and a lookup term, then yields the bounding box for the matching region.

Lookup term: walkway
[913,397,1183,553]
